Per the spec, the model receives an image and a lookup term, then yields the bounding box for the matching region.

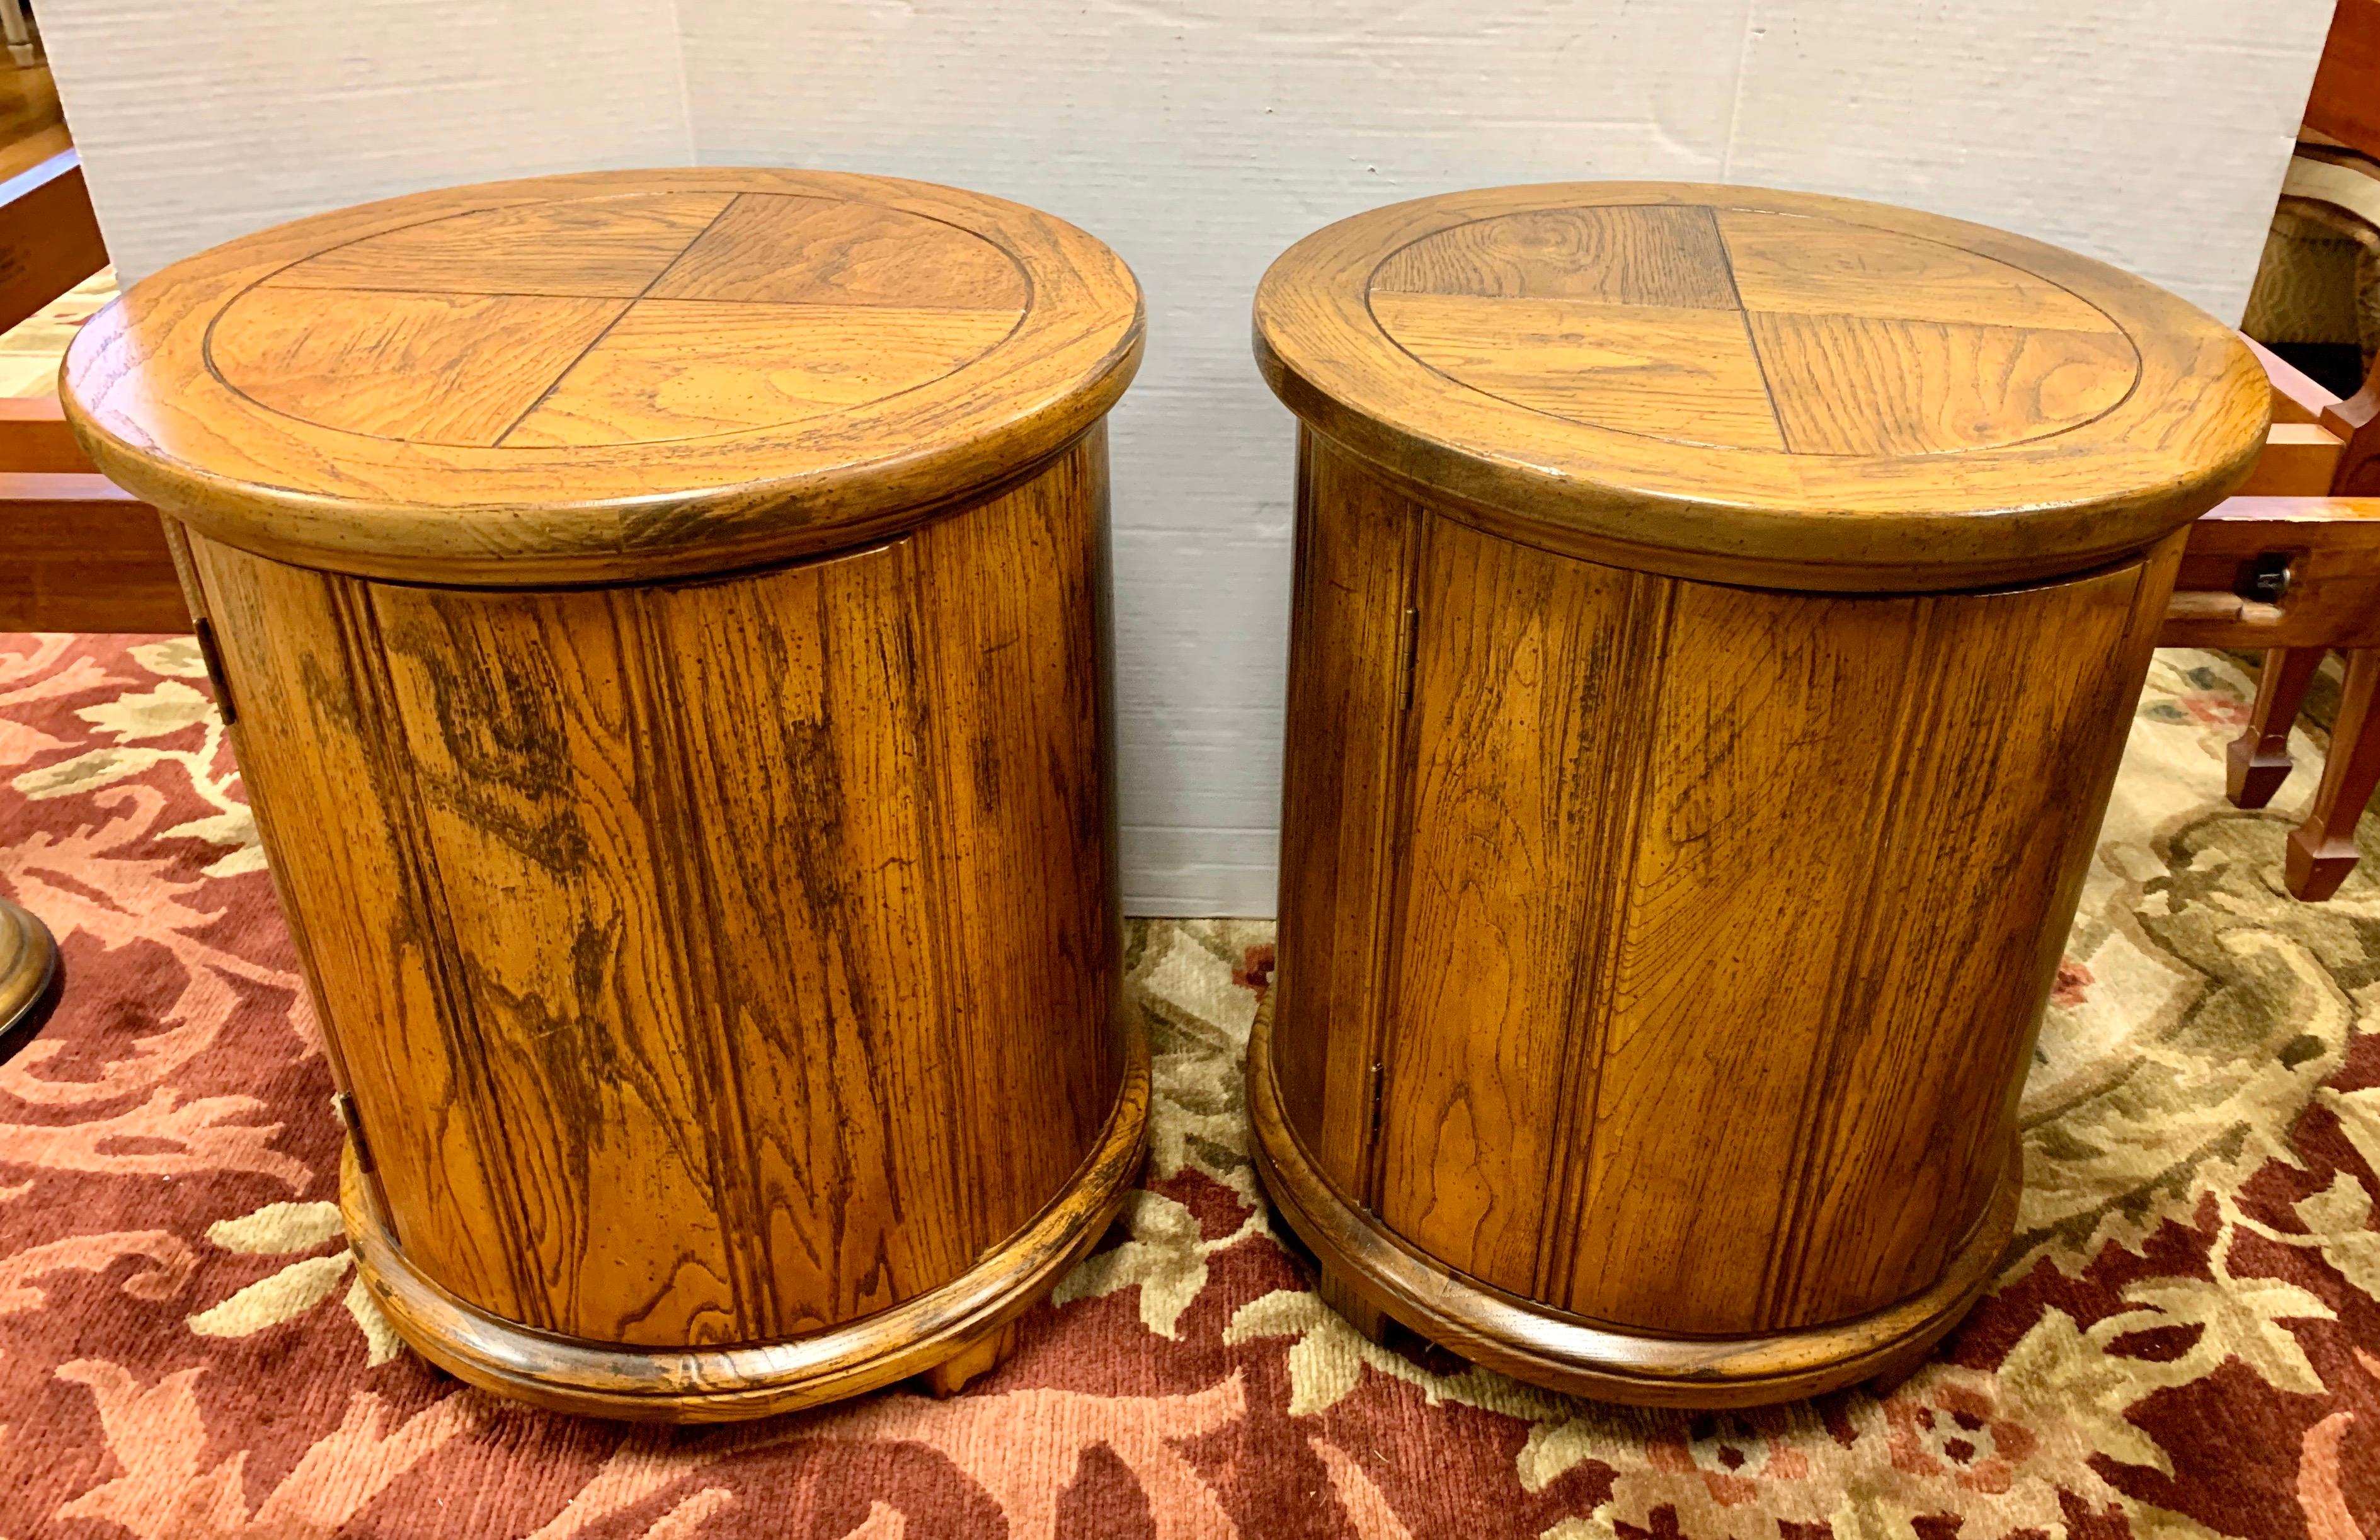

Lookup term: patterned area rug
[1,632,2376,1539]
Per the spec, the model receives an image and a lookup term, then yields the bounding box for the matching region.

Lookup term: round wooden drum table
[1251,183,2270,1407]
[62,169,1147,1420]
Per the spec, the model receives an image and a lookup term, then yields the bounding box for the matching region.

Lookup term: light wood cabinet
[1253,183,2272,1406]
[64,168,1148,1420]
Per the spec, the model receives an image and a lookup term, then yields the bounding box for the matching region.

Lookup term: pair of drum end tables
[58,169,2268,1418]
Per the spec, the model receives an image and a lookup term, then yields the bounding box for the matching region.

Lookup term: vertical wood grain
[1305,482,2178,1335]
[641,542,961,1336]
[365,584,746,1346]
[1754,555,2165,1325]
[183,440,1122,1353]
[1272,431,1420,1199]
[1374,513,1668,1296]
[1559,559,2162,1330]
[1555,581,1941,1330]
[907,433,1121,1250]
[188,534,537,1326]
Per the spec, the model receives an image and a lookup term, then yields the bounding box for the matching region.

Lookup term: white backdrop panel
[39,0,692,283]
[42,0,2337,913]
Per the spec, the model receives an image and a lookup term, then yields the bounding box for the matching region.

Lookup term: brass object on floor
[0,893,55,1044]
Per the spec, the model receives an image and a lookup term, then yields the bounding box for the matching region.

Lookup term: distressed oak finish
[1255,183,2268,1407]
[1261,184,2267,592]
[62,170,1147,1420]
[64,168,1139,584]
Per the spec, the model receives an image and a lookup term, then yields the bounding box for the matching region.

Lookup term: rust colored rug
[0,632,2376,1539]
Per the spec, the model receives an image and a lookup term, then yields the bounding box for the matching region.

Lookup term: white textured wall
[1723,0,2330,313]
[46,0,2338,913]
[37,0,692,283]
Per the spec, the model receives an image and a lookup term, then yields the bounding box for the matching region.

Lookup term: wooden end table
[63,168,1147,1420]
[1251,183,2270,1406]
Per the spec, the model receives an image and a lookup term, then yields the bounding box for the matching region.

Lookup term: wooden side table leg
[1862,1332,1943,1400]
[1316,1263,1390,1346]
[2227,647,2326,808]
[2287,649,2380,899]
[919,1321,1019,1398]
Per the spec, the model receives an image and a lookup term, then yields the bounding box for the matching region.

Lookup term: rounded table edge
[1257,335,2260,594]
[66,327,1143,586]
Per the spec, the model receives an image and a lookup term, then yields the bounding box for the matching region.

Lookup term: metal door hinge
[193,617,237,727]
[331,1090,375,1173]
[1395,608,1419,712]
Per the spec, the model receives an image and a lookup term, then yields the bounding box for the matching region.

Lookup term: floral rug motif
[0,634,2375,1539]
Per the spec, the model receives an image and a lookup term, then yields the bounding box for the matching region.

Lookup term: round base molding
[341,1022,1150,1422]
[1246,1004,2017,1409]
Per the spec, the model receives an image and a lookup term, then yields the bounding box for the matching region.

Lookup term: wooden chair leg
[2228,647,2326,808]
[2287,649,2380,899]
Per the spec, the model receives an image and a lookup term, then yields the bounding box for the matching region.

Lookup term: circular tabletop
[63,169,1144,583]
[1255,183,2270,589]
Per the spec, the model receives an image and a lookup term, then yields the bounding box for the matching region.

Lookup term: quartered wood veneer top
[1256,183,2270,588]
[62,169,1143,583]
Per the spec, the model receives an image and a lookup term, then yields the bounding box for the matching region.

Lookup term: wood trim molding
[0,398,96,474]
[1246,992,2017,1408]
[343,1007,1150,1422]
[0,472,188,631]
[0,151,105,338]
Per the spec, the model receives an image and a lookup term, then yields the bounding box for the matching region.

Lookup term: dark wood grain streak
[1266,455,2187,1392]
[345,1003,1149,1421]
[907,433,1123,1249]
[1249,994,2016,1409]
[372,583,752,1344]
[188,537,540,1325]
[1375,513,1648,1294]
[1533,567,1673,1303]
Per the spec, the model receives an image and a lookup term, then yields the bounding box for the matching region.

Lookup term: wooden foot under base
[1245,1006,2015,1410]
[2282,649,2380,901]
[918,1322,1019,1398]
[1859,1328,1949,1400]
[336,1027,1150,1423]
[1317,1263,1390,1345]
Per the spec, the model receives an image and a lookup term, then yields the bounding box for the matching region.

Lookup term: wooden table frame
[0,148,188,631]
[2163,338,2380,898]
